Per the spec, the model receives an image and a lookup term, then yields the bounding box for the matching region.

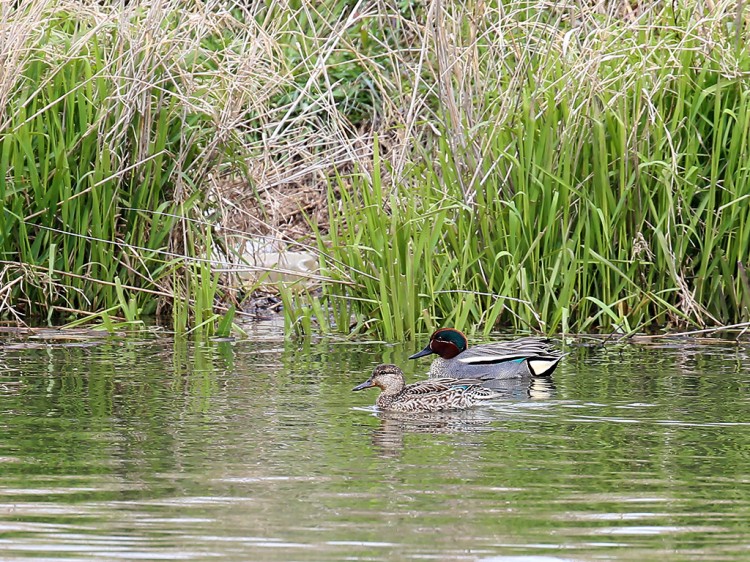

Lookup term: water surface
[1,327,749,561]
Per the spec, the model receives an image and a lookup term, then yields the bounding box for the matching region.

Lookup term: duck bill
[352,379,375,391]
[408,345,434,360]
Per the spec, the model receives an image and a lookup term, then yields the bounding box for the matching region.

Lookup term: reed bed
[0,0,234,330]
[285,0,750,338]
[1,0,749,338]
[0,0,365,331]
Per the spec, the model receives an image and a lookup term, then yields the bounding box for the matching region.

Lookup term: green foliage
[4,0,750,340]
[0,1,243,335]
[285,2,750,339]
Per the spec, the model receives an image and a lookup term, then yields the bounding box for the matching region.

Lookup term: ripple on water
[1,336,749,560]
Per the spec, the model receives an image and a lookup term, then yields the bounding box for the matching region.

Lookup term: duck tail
[527,356,563,377]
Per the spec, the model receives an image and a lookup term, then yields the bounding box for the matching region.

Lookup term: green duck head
[408,328,468,360]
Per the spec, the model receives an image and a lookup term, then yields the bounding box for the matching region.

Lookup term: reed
[0,0,276,332]
[0,0,407,333]
[2,0,749,339]
[282,0,750,338]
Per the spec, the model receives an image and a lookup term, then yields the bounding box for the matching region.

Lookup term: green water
[1,326,749,561]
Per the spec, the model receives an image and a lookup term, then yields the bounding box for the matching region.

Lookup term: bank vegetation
[1,0,749,338]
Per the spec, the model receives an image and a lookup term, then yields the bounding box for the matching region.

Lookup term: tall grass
[0,1,322,331]
[2,1,749,339]
[283,0,750,338]
[0,1,223,328]
[0,0,424,332]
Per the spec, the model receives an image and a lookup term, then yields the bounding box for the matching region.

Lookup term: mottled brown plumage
[352,364,500,413]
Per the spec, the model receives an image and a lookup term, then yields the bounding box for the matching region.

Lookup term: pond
[1,325,749,561]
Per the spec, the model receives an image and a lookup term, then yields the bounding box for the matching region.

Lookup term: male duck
[352,364,500,413]
[409,328,562,380]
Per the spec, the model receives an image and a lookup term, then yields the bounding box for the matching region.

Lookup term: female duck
[409,328,562,380]
[352,364,499,413]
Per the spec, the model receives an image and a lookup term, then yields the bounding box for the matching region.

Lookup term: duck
[352,364,500,413]
[409,328,562,380]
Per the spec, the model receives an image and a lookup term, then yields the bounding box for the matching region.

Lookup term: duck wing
[403,377,484,396]
[431,377,503,400]
[456,338,561,365]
